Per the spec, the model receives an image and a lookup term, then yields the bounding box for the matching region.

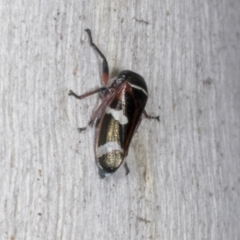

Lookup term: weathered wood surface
[1,0,240,239]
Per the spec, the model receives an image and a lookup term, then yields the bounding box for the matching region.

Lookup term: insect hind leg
[143,110,160,121]
[85,29,109,85]
[124,163,130,175]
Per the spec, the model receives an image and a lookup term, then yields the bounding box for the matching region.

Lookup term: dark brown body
[95,71,148,177]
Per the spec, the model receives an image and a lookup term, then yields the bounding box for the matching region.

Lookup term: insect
[69,29,159,178]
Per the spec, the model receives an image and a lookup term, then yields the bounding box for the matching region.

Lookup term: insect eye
[100,87,109,95]
[113,76,124,87]
[116,79,122,85]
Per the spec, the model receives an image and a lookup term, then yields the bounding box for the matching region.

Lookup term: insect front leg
[69,87,113,132]
[69,87,106,100]
[85,29,109,85]
[69,87,109,132]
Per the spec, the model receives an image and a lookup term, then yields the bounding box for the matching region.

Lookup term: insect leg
[68,87,106,99]
[124,163,130,175]
[78,95,113,132]
[143,110,160,121]
[85,29,109,85]
[69,88,114,132]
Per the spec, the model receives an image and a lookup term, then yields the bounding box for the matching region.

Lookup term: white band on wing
[106,107,128,125]
[97,142,123,158]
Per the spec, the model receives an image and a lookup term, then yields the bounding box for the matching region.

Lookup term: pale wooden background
[0,0,240,239]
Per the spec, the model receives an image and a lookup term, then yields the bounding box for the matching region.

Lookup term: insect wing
[95,82,148,175]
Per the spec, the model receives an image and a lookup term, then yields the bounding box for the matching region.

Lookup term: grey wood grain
[1,0,240,239]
